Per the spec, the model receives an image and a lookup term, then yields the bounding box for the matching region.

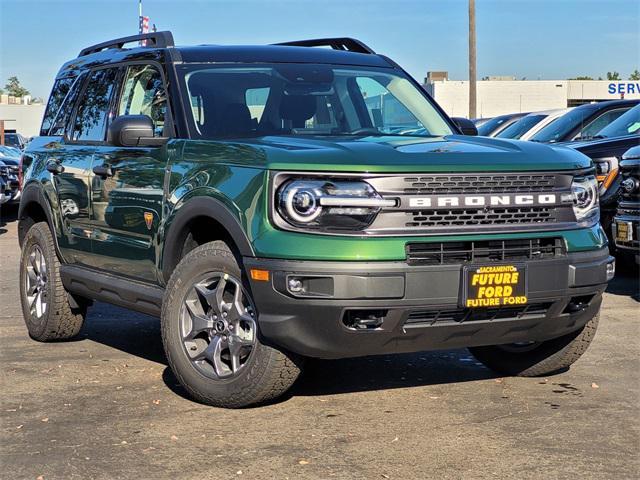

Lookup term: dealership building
[423,73,640,118]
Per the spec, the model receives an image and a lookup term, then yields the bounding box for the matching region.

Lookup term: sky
[0,0,639,99]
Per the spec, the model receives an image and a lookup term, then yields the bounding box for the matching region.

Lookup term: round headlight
[570,175,599,223]
[279,181,323,223]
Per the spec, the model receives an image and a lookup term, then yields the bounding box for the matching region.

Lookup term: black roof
[57,31,392,79]
[175,44,390,67]
[573,99,640,111]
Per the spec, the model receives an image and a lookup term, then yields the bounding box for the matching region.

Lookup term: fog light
[288,277,304,293]
[606,261,615,281]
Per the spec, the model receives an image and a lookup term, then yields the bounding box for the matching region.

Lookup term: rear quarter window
[40,77,75,136]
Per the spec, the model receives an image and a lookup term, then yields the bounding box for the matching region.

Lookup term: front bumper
[245,247,613,359]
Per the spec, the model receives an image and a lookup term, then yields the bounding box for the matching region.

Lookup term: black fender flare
[18,182,58,248]
[161,196,255,282]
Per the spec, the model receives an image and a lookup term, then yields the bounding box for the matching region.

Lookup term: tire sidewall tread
[161,241,301,408]
[19,222,85,341]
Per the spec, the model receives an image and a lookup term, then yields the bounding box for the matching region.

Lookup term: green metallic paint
[250,224,607,261]
[25,131,602,281]
[162,136,602,264]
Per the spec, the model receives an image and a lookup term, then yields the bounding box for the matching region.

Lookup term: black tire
[19,222,86,341]
[469,312,600,377]
[161,241,302,408]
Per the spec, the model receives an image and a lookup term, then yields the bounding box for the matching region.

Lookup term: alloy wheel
[25,245,48,319]
[180,273,257,379]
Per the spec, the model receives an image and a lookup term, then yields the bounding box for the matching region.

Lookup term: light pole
[468,0,477,119]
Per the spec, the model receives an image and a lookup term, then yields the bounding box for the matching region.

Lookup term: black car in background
[566,104,640,234]
[0,146,21,204]
[529,99,639,144]
[3,132,28,150]
[0,160,8,205]
[472,117,493,128]
[612,145,640,263]
[476,112,528,137]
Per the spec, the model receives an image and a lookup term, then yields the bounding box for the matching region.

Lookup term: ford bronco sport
[18,32,615,408]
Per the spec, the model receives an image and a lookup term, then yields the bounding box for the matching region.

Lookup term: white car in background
[495,108,574,141]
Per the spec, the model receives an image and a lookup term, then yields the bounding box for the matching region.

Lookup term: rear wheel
[161,241,302,408]
[19,222,86,341]
[469,312,599,376]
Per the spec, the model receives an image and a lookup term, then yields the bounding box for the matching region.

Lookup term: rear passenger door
[88,63,169,283]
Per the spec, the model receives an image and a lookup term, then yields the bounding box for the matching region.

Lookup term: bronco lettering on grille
[407,193,559,209]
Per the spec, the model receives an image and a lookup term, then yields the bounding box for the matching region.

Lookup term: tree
[629,69,640,80]
[606,71,620,81]
[4,76,30,97]
[570,76,594,80]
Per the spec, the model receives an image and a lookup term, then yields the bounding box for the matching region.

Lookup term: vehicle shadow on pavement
[606,263,639,301]
[82,303,496,405]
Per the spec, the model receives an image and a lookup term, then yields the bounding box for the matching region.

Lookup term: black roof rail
[78,31,175,57]
[273,37,375,54]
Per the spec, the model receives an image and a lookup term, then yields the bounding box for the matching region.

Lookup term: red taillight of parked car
[18,154,24,190]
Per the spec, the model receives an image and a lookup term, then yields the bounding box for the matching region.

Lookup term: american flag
[139,14,149,45]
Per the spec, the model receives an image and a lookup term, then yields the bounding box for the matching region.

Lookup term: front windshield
[594,105,640,139]
[496,114,546,139]
[529,105,598,143]
[477,115,513,136]
[179,64,453,139]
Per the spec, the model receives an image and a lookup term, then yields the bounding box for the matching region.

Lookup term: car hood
[562,135,640,158]
[229,134,591,173]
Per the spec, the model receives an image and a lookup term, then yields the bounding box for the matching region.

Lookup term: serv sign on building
[424,76,640,118]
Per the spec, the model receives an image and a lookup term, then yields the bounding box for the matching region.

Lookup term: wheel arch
[18,182,58,248]
[161,196,255,283]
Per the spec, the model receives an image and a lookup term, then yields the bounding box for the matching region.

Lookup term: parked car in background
[476,112,528,137]
[471,117,493,128]
[529,100,639,144]
[0,160,9,205]
[613,145,640,263]
[495,112,549,140]
[0,146,21,204]
[495,109,573,141]
[518,108,574,141]
[566,104,640,234]
[2,132,28,150]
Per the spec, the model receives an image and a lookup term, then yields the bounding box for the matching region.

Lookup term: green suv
[18,32,614,408]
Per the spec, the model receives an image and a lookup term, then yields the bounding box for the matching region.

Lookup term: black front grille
[406,207,556,228]
[405,302,553,327]
[406,237,565,265]
[616,202,640,217]
[402,174,557,195]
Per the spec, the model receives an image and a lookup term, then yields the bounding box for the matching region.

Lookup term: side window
[49,73,86,137]
[40,77,74,136]
[577,108,628,139]
[72,68,119,142]
[118,65,166,136]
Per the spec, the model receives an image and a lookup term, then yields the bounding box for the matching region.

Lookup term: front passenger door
[89,64,169,283]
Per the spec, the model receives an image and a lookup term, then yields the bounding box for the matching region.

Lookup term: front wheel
[469,312,600,377]
[19,222,87,341]
[161,241,302,408]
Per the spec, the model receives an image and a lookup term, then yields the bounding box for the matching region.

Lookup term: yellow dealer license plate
[463,264,528,308]
[615,221,632,242]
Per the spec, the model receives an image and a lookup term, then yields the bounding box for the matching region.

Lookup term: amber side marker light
[597,168,618,191]
[250,269,270,281]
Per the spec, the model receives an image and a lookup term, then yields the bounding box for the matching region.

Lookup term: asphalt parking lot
[1,205,638,480]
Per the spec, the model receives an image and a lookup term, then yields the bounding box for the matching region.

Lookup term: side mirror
[452,117,478,136]
[107,115,168,147]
